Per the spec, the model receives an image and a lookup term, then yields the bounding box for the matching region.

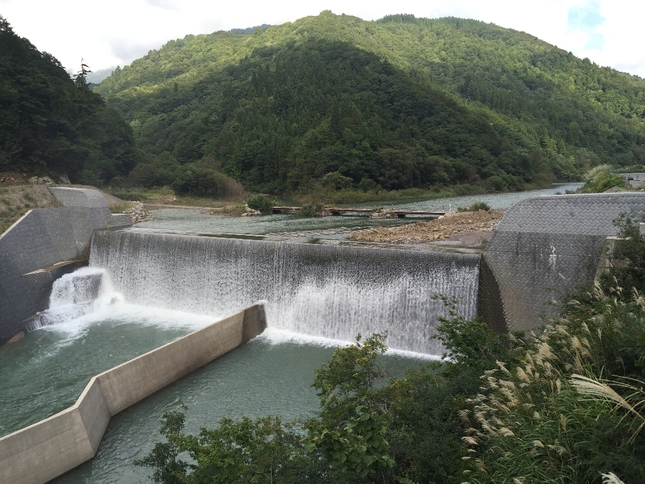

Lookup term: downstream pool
[1,301,426,483]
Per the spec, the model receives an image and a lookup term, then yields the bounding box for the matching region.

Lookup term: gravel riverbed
[348,210,504,246]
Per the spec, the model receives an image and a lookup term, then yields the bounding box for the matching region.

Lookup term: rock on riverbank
[124,201,153,223]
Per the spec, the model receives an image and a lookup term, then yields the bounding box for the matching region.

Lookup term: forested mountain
[96,11,645,194]
[0,16,141,184]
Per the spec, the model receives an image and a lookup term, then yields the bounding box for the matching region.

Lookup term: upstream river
[136,183,583,242]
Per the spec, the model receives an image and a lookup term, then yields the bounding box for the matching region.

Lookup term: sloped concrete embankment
[0,304,266,484]
[479,193,645,333]
[0,187,131,346]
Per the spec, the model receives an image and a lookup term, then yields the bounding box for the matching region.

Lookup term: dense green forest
[0,16,141,184]
[3,11,645,194]
[95,11,645,195]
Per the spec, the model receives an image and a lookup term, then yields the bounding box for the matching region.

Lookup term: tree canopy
[0,16,142,184]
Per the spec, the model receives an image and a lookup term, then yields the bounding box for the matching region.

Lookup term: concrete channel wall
[0,304,267,484]
[0,187,131,346]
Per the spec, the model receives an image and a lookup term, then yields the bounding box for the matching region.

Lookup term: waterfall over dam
[90,230,480,354]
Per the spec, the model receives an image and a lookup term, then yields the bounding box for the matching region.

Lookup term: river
[0,184,581,482]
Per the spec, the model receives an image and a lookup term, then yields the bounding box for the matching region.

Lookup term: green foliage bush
[581,164,624,193]
[303,334,395,480]
[321,172,353,191]
[124,154,245,199]
[127,152,181,188]
[136,412,336,484]
[357,177,380,192]
[300,202,324,217]
[246,195,274,214]
[172,163,244,199]
[457,201,491,212]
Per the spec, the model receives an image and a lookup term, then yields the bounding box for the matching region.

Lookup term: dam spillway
[90,230,481,355]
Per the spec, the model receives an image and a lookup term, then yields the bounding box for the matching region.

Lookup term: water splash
[26,267,123,331]
[259,327,439,360]
[91,231,480,355]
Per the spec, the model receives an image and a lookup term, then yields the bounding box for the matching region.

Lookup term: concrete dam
[3,190,645,349]
[87,192,645,348]
[3,189,645,483]
[90,230,481,355]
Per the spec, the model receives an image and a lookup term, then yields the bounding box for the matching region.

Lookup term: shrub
[172,164,244,199]
[599,212,645,295]
[135,412,334,484]
[300,202,324,217]
[321,171,353,190]
[246,195,275,214]
[457,201,491,212]
[357,177,378,192]
[581,164,624,193]
[128,152,181,188]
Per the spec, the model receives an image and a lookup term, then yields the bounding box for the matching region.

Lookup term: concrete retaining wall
[480,193,645,332]
[0,187,131,345]
[0,304,266,484]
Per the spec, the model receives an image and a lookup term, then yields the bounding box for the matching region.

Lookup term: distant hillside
[87,68,115,84]
[95,12,645,194]
[0,16,142,185]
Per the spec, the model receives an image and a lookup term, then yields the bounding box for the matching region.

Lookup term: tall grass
[460,255,645,484]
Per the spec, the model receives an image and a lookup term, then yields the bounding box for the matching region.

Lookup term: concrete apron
[0,303,267,484]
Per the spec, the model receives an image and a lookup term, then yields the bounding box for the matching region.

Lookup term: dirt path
[349,210,504,246]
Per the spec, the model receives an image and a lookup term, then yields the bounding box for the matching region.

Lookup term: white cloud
[1,0,643,77]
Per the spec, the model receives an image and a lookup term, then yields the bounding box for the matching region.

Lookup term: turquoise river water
[136,183,582,240]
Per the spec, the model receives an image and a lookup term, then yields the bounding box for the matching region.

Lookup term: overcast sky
[1,0,643,78]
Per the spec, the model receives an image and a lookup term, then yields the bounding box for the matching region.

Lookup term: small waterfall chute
[26,267,123,331]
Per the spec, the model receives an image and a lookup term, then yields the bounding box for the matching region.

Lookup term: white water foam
[27,267,218,337]
[259,327,440,360]
[27,267,122,331]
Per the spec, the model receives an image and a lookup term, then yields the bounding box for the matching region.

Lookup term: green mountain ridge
[95,12,645,194]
